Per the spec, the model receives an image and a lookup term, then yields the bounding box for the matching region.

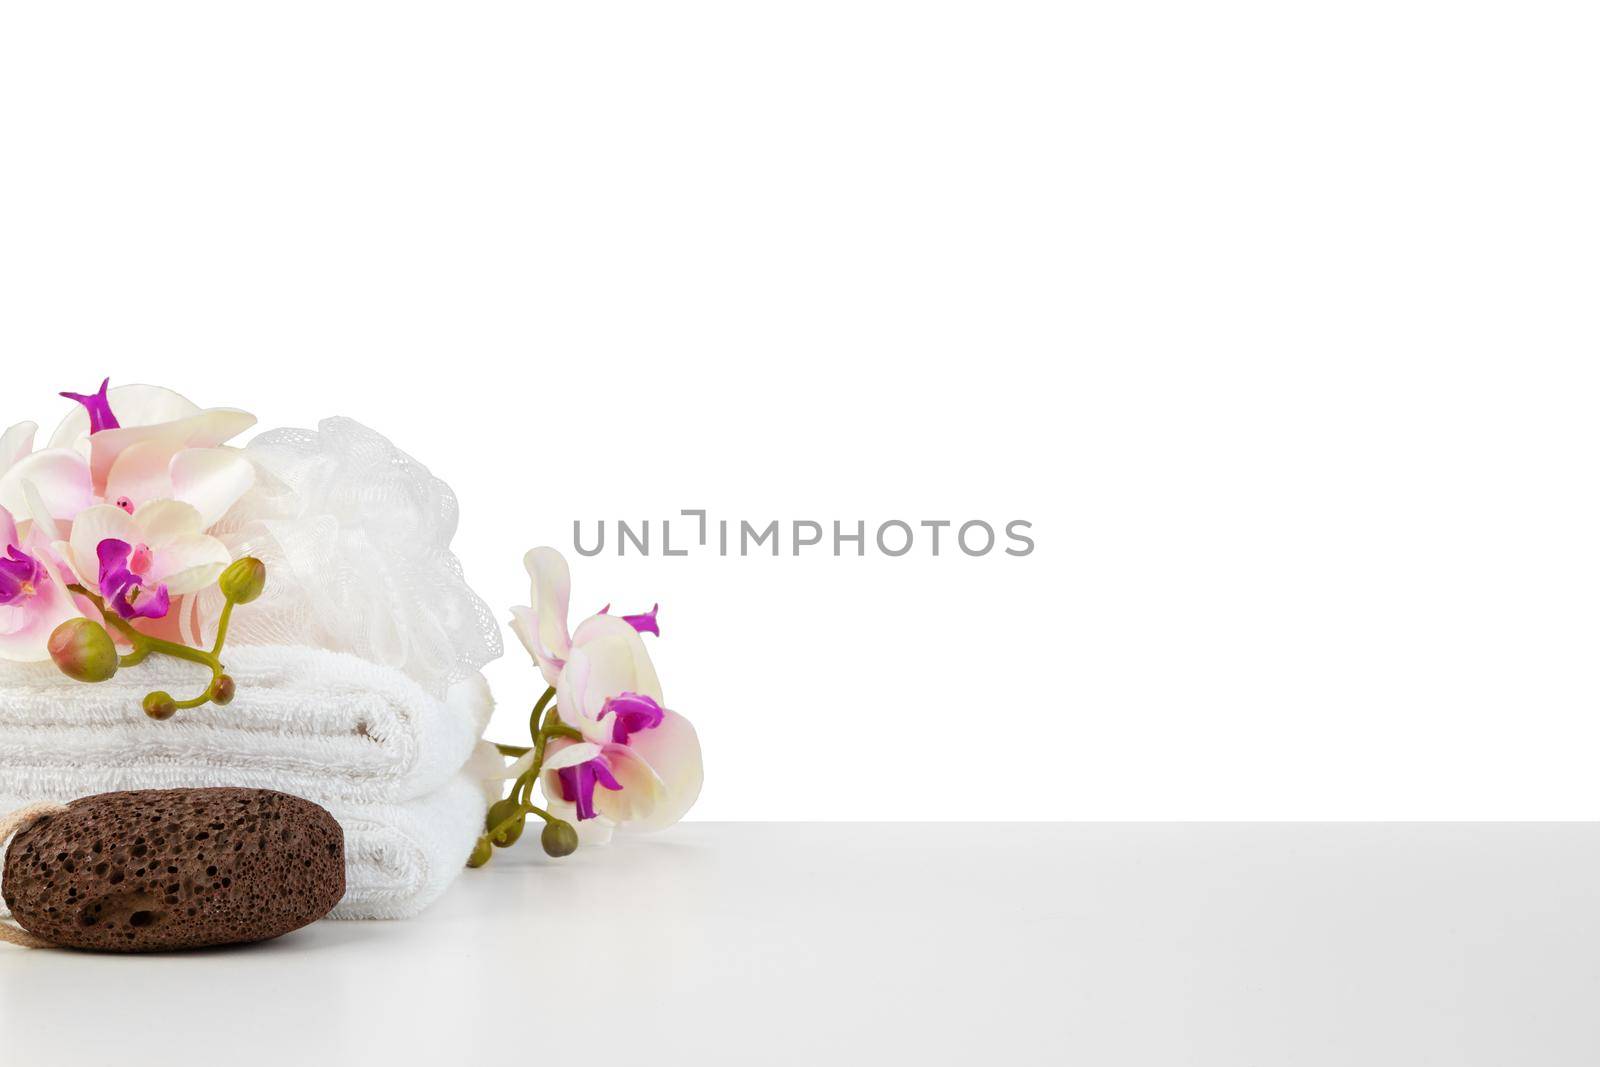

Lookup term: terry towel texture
[325,770,490,919]
[0,647,491,806]
[0,648,495,918]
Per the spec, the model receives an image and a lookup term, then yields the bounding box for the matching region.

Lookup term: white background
[1,2,1595,819]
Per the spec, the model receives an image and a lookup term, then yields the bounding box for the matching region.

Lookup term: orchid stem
[211,599,235,657]
[528,685,555,737]
[525,804,561,826]
[68,582,229,709]
[501,704,579,813]
[486,808,526,844]
[477,698,586,864]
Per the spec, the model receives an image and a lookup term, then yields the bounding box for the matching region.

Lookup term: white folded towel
[0,646,498,919]
[324,769,492,918]
[0,646,491,806]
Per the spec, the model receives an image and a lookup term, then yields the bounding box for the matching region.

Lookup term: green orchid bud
[487,798,524,847]
[143,691,178,721]
[211,674,236,705]
[466,836,493,868]
[48,619,119,683]
[218,556,267,604]
[540,819,579,858]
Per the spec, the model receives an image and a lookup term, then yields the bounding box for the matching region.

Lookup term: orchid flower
[61,500,232,618]
[95,538,171,621]
[539,614,700,838]
[510,546,663,688]
[535,683,704,843]
[0,383,268,717]
[502,547,703,846]
[0,381,257,531]
[0,506,85,662]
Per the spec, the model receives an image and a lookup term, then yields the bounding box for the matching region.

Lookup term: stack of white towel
[0,649,498,917]
[0,418,503,918]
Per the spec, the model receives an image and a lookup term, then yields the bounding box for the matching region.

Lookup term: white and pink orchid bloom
[60,500,232,621]
[0,506,85,661]
[0,380,256,531]
[511,546,660,688]
[536,701,704,843]
[507,547,702,842]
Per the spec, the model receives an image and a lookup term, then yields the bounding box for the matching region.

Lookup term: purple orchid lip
[97,538,170,621]
[60,378,120,434]
[557,756,623,821]
[601,691,665,744]
[0,544,42,605]
[599,603,661,637]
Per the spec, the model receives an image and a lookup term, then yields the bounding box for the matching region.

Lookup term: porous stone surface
[3,788,344,952]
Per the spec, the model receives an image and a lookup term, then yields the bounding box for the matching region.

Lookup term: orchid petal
[591,743,668,826]
[465,741,512,804]
[104,440,177,512]
[132,498,206,544]
[0,617,62,661]
[0,422,37,474]
[502,749,538,781]
[613,710,703,833]
[0,562,81,662]
[541,741,604,773]
[0,603,78,660]
[0,449,93,525]
[510,605,566,689]
[20,481,63,543]
[86,408,256,492]
[555,646,609,740]
[168,592,209,649]
[151,533,231,594]
[567,612,664,706]
[524,545,573,655]
[0,506,16,548]
[169,447,255,527]
[49,539,74,579]
[67,505,140,592]
[48,384,203,449]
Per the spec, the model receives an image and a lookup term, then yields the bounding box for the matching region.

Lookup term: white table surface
[1,823,1595,1066]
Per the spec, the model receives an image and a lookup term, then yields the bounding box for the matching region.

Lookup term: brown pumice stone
[3,788,344,952]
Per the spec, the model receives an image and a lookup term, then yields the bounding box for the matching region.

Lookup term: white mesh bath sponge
[184,417,503,695]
